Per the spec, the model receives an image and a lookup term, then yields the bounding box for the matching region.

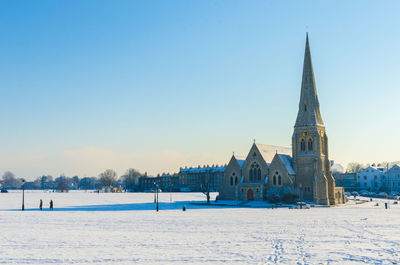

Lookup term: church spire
[295,33,324,127]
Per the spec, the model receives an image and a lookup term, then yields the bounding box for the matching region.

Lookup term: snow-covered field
[1,191,399,264]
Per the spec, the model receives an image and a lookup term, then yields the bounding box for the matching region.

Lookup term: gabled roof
[255,144,291,163]
[277,154,296,175]
[387,164,400,173]
[360,166,384,173]
[233,155,246,168]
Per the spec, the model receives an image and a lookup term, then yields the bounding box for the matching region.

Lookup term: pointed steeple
[295,33,324,127]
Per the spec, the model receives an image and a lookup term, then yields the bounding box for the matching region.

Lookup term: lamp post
[154,184,156,203]
[22,179,25,211]
[156,183,159,212]
[154,181,159,212]
[388,163,391,208]
[170,177,173,202]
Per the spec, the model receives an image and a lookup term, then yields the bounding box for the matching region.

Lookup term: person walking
[39,199,43,211]
[49,200,53,210]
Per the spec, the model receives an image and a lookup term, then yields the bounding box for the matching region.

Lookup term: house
[356,166,385,191]
[384,164,400,192]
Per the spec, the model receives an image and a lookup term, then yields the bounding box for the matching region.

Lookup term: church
[219,34,346,205]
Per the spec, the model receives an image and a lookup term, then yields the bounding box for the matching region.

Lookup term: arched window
[235,176,238,185]
[300,138,306,151]
[249,162,260,182]
[308,138,313,151]
[230,177,233,186]
[272,171,281,186]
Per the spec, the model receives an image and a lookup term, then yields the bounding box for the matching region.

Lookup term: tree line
[0,168,145,192]
[346,161,400,173]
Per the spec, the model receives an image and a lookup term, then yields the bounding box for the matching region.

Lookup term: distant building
[137,166,224,192]
[178,165,225,192]
[333,172,357,190]
[158,173,179,192]
[23,181,40,190]
[356,166,385,191]
[138,173,179,192]
[138,176,155,191]
[384,164,400,193]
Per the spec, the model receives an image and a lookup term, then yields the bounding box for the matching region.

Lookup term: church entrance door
[247,189,254,200]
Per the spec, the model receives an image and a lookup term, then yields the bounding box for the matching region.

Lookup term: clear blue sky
[1,1,399,179]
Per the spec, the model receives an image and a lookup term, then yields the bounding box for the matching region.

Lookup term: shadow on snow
[3,201,254,212]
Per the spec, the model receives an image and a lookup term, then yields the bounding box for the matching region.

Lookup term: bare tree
[120,168,141,191]
[200,172,211,204]
[346,162,365,173]
[99,169,117,187]
[78,177,95,190]
[55,176,69,192]
[2,171,21,189]
[71,176,80,189]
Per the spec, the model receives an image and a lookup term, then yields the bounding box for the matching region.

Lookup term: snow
[179,166,225,174]
[277,154,296,175]
[236,159,245,168]
[255,144,291,163]
[1,191,400,264]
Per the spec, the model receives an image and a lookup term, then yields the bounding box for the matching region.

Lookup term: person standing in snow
[39,199,43,211]
[49,200,53,210]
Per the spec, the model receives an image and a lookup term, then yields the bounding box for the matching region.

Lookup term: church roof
[233,155,246,168]
[255,144,291,163]
[277,154,296,175]
[295,33,324,127]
